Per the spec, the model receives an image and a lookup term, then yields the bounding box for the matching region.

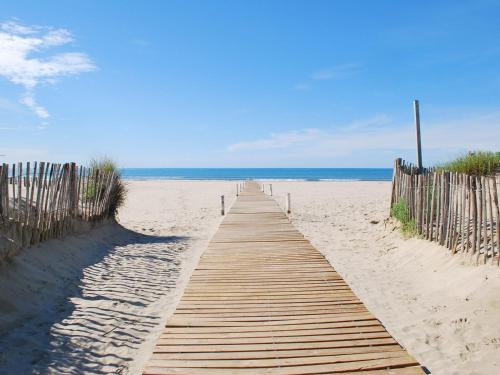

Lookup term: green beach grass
[89,157,127,217]
[435,151,500,176]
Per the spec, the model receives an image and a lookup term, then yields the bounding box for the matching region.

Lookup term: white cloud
[311,63,361,81]
[0,20,37,35]
[20,92,49,118]
[0,147,48,162]
[341,113,392,131]
[228,115,393,152]
[294,63,361,91]
[130,38,150,47]
[228,128,321,152]
[0,20,95,121]
[226,112,500,166]
[293,83,310,91]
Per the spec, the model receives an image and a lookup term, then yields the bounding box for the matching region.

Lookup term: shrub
[89,157,126,217]
[435,151,500,176]
[390,199,416,236]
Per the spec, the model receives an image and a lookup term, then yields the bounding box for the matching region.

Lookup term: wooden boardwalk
[143,182,426,375]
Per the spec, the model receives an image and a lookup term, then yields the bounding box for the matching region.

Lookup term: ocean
[120,168,393,181]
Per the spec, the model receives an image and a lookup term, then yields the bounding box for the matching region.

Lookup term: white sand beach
[1,180,500,374]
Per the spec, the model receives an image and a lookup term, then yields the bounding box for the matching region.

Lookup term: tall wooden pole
[414,99,423,172]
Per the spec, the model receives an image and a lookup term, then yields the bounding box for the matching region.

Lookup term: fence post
[286,193,291,214]
[0,164,3,219]
[270,184,273,196]
[414,99,423,172]
[69,163,78,218]
[390,158,401,211]
[491,179,500,265]
[236,184,239,196]
[221,195,225,216]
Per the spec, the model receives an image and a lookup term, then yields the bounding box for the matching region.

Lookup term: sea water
[120,168,392,181]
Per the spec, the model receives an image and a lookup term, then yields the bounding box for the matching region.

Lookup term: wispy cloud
[228,128,321,152]
[294,63,361,91]
[227,112,500,166]
[293,83,310,91]
[130,38,150,47]
[311,63,361,81]
[0,20,95,122]
[228,115,393,152]
[343,113,391,130]
[0,147,48,162]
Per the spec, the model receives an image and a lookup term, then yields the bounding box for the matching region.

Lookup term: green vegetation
[390,199,416,236]
[435,151,500,176]
[89,157,126,217]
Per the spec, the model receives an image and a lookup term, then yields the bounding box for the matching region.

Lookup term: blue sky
[0,0,499,167]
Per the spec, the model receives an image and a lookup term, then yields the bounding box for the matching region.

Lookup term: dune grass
[89,157,126,217]
[390,199,416,236]
[435,151,500,176]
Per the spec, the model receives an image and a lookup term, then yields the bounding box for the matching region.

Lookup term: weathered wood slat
[144,355,419,374]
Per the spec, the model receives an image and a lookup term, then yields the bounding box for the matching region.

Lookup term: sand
[1,179,499,375]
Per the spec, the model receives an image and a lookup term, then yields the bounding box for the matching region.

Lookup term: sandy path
[267,180,500,375]
[0,180,236,374]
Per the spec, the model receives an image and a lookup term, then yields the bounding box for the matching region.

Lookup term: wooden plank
[488,177,497,264]
[476,177,483,263]
[161,325,386,338]
[471,176,478,256]
[162,320,381,334]
[11,163,16,222]
[146,351,414,368]
[144,366,425,375]
[482,176,489,263]
[144,355,420,374]
[156,331,392,345]
[466,175,471,254]
[492,178,500,266]
[151,338,399,353]
[460,174,466,253]
[428,171,436,241]
[149,344,405,360]
[17,162,22,225]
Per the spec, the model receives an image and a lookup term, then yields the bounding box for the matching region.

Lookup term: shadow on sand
[0,224,190,374]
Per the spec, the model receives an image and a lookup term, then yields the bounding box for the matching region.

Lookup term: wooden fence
[390,158,500,265]
[0,162,117,262]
